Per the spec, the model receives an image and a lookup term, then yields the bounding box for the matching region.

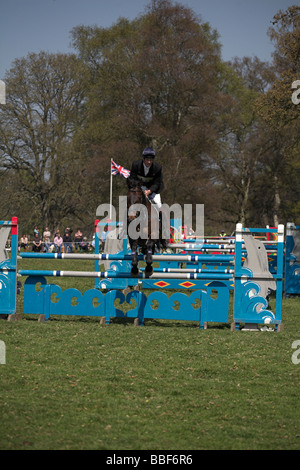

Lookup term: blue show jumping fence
[285,222,300,297]
[0,217,298,330]
[0,217,18,317]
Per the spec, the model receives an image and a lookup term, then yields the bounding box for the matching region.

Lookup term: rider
[127,147,164,208]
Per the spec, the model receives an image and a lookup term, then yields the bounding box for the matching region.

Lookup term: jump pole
[20,252,234,263]
[18,269,233,280]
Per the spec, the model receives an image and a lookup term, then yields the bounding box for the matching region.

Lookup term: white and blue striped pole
[19,269,233,280]
[20,252,234,263]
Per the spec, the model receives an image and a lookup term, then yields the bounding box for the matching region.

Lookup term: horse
[127,185,164,276]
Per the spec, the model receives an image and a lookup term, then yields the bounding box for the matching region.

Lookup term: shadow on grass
[19,313,231,329]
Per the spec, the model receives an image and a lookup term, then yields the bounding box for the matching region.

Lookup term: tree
[71,0,226,222]
[255,5,300,225]
[203,57,277,226]
[0,52,87,231]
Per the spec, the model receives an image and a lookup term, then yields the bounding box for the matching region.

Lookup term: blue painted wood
[233,224,284,330]
[0,218,18,316]
[144,290,203,322]
[23,276,106,318]
[22,275,232,329]
[285,224,300,296]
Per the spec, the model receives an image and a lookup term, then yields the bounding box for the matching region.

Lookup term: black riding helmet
[142,147,155,158]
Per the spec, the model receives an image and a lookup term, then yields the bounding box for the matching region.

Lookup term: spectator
[43,227,51,252]
[101,225,108,251]
[19,234,29,251]
[32,232,42,252]
[54,231,63,253]
[80,236,90,252]
[33,225,40,237]
[63,230,73,253]
[74,228,83,251]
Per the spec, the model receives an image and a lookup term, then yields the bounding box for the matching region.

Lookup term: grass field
[0,258,300,450]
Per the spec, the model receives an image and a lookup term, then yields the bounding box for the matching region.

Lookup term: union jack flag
[111,159,130,178]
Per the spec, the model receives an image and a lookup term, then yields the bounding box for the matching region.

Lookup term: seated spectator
[32,233,42,252]
[63,230,73,253]
[43,227,51,252]
[79,237,90,252]
[74,228,83,251]
[54,231,63,253]
[20,234,29,251]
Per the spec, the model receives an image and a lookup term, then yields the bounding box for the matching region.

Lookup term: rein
[129,187,143,193]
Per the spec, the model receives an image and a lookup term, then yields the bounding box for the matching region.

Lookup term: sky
[0,0,298,79]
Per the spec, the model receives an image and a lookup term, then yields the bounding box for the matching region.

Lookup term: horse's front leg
[144,240,154,276]
[130,240,139,276]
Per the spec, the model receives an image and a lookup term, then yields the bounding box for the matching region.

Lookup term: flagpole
[110,158,113,220]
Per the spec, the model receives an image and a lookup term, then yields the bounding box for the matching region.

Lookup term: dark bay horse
[127,186,162,276]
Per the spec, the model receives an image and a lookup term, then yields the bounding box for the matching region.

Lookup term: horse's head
[127,186,152,241]
[127,187,144,221]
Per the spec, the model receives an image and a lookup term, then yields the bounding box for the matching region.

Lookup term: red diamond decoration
[154,281,170,288]
[179,281,196,288]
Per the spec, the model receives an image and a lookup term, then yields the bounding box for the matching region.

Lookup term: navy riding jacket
[127,159,164,194]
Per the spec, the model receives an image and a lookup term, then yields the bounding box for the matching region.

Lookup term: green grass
[0,258,300,450]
